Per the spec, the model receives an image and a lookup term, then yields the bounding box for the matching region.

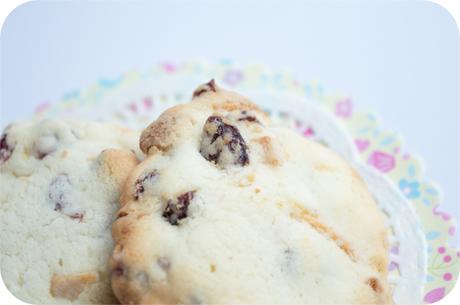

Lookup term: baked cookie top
[112,80,393,305]
[0,119,140,304]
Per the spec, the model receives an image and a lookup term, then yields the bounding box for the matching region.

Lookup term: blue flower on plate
[399,179,421,199]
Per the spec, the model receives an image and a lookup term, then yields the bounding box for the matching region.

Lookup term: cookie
[111,80,393,305]
[0,119,140,304]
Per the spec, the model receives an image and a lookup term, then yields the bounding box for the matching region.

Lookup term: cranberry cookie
[111,80,393,305]
[0,119,140,304]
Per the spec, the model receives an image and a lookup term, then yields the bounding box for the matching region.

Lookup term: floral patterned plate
[35,60,459,304]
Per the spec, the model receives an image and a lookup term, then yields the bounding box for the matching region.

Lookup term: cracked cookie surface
[0,119,140,304]
[113,82,393,305]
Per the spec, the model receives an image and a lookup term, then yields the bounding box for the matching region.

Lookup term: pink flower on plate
[35,101,51,114]
[161,62,177,73]
[143,97,153,109]
[354,139,370,152]
[223,69,244,86]
[302,127,315,138]
[449,226,456,236]
[128,102,138,113]
[443,273,453,281]
[368,151,395,172]
[335,98,353,118]
[433,206,452,221]
[424,287,445,303]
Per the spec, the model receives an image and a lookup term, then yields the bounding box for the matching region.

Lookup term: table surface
[1,0,459,245]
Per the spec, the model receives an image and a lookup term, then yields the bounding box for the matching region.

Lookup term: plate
[35,60,459,304]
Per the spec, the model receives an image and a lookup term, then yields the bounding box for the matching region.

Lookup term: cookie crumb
[257,136,282,166]
[210,264,216,273]
[50,272,98,301]
[366,278,382,293]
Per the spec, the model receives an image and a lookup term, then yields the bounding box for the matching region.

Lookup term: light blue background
[0,0,459,244]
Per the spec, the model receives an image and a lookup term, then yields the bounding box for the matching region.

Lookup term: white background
[0,0,459,304]
[1,0,458,244]
[0,0,459,226]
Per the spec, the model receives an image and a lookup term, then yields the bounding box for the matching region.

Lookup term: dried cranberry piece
[117,211,129,219]
[112,263,125,277]
[200,116,249,167]
[49,175,70,212]
[157,257,171,270]
[237,110,259,123]
[134,170,159,200]
[162,191,195,225]
[192,79,217,98]
[0,134,13,163]
[48,174,84,221]
[69,213,84,222]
